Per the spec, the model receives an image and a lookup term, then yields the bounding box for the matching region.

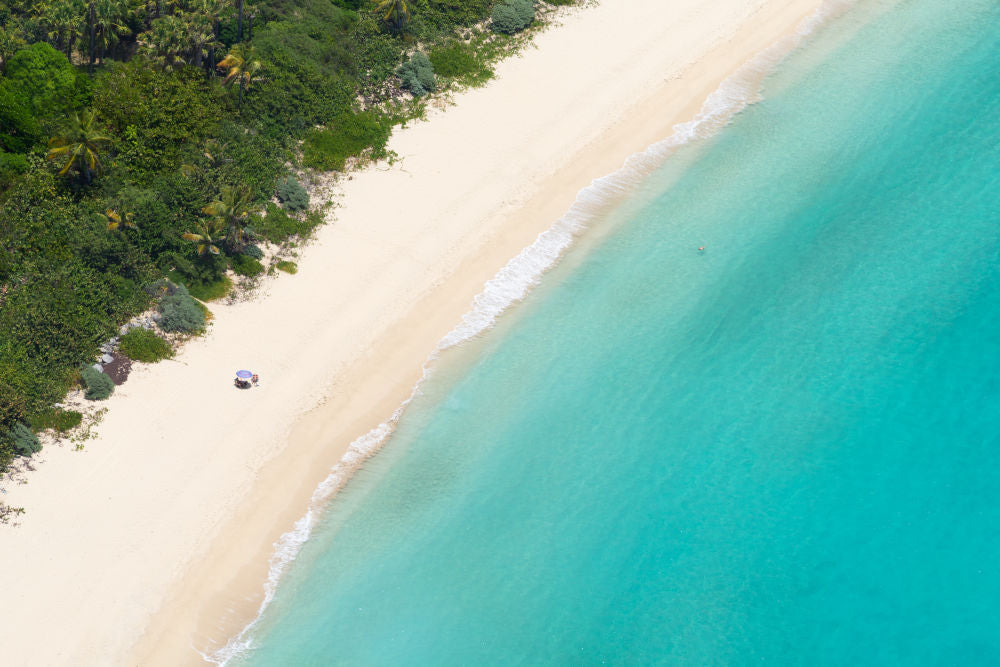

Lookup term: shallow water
[237,0,1000,663]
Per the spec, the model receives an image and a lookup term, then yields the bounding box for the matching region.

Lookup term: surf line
[205,1,858,663]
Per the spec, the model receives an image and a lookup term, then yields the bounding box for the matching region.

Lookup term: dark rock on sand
[103,353,133,386]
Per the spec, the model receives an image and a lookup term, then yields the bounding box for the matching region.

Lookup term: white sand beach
[0,0,822,663]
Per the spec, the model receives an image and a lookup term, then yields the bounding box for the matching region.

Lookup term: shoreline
[0,1,826,664]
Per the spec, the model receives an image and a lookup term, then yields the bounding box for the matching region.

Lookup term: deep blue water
[238,0,1000,663]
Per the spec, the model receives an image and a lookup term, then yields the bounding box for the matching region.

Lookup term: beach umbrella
[236,370,253,379]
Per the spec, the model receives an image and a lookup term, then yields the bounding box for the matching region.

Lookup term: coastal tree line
[0,0,572,483]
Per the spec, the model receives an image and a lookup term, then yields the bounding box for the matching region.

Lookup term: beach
[0,0,823,664]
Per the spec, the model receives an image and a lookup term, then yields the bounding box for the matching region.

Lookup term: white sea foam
[438,0,854,349]
[202,416,404,664]
[205,3,853,663]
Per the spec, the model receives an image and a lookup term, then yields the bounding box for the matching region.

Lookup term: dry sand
[0,0,823,663]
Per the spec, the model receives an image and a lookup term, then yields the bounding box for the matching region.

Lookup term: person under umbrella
[235,369,254,389]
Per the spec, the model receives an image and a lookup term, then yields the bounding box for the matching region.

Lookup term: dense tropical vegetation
[0,0,573,481]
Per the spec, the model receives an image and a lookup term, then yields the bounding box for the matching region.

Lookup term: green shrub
[161,249,229,292]
[407,0,496,37]
[302,111,392,172]
[0,182,148,431]
[184,275,233,302]
[276,260,298,274]
[255,203,317,243]
[428,42,479,79]
[11,422,41,455]
[194,299,212,322]
[397,52,436,97]
[517,0,537,23]
[491,0,535,34]
[144,278,180,299]
[212,122,288,203]
[81,367,114,400]
[248,18,356,136]
[242,244,265,260]
[119,328,173,363]
[0,150,30,188]
[92,61,224,182]
[276,176,310,211]
[158,285,206,333]
[0,437,14,471]
[0,85,42,153]
[231,254,265,278]
[0,43,89,119]
[28,408,82,433]
[352,14,401,101]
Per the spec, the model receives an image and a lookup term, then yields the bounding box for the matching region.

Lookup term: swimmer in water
[698,246,706,252]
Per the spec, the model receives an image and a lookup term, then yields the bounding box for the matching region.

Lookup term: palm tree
[92,0,132,63]
[247,8,256,41]
[202,185,252,250]
[47,110,111,184]
[183,12,218,68]
[154,0,185,17]
[376,0,410,33]
[38,0,86,59]
[139,14,187,70]
[103,208,136,231]
[186,0,225,21]
[182,219,224,256]
[0,24,28,66]
[88,0,95,69]
[236,0,244,42]
[217,48,261,110]
[185,0,224,71]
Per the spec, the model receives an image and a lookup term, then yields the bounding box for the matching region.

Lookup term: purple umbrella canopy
[236,370,253,379]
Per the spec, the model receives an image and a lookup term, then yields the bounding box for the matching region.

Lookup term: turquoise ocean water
[232,0,1000,663]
